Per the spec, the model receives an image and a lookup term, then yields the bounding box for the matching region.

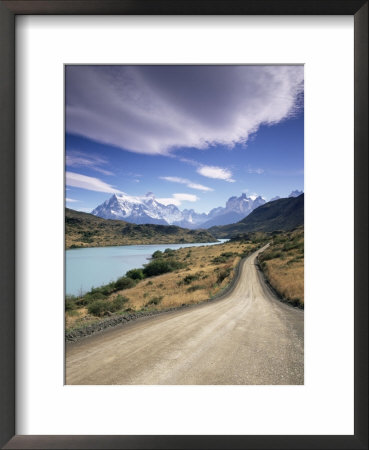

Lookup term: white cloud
[76,207,94,213]
[160,176,213,192]
[157,193,198,206]
[66,65,304,155]
[196,165,235,182]
[248,168,264,174]
[66,151,114,176]
[66,171,122,194]
[66,198,79,203]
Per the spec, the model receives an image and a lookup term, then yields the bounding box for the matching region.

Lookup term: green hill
[65,208,216,249]
[209,194,304,238]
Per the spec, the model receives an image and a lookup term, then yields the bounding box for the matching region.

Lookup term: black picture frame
[0,1,367,449]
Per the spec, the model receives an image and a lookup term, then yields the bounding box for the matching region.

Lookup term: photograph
[65,65,304,385]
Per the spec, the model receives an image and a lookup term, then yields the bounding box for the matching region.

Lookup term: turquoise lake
[66,239,228,296]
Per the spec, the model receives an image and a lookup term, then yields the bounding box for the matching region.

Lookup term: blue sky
[66,65,304,214]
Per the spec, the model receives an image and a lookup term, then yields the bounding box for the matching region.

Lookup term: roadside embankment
[257,227,304,309]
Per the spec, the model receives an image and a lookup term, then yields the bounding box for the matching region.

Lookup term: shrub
[220,252,234,258]
[76,291,107,306]
[143,258,184,277]
[65,296,77,311]
[211,255,229,264]
[217,267,232,284]
[152,250,163,259]
[110,295,129,312]
[146,296,163,306]
[99,282,117,296]
[87,300,109,316]
[125,268,144,280]
[187,285,205,292]
[85,292,107,301]
[183,274,200,284]
[261,251,282,261]
[114,276,136,290]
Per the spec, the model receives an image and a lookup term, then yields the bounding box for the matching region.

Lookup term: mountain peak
[289,190,303,198]
[92,191,268,229]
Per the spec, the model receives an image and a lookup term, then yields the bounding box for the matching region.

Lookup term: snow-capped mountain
[289,190,303,198]
[201,193,266,228]
[91,193,183,225]
[91,192,267,228]
[270,196,281,202]
[177,209,208,228]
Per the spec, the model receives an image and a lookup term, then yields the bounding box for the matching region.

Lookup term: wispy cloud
[66,151,114,176]
[160,176,213,192]
[66,198,79,203]
[157,193,198,207]
[66,171,122,194]
[248,168,264,175]
[66,65,304,155]
[76,207,94,213]
[268,169,304,176]
[196,165,235,183]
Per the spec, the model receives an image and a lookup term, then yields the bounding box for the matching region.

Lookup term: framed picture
[0,1,367,449]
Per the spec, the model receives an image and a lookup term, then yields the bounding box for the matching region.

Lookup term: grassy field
[66,208,216,249]
[258,227,304,308]
[65,239,263,333]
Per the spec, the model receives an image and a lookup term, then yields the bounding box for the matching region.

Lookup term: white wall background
[16,15,354,435]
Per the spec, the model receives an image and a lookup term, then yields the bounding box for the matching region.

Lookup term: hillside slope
[210,194,304,238]
[65,208,216,249]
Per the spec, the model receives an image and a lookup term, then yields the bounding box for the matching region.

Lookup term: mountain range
[67,192,304,247]
[91,190,302,228]
[209,194,304,238]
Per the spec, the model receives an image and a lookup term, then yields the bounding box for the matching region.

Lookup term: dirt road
[66,246,304,385]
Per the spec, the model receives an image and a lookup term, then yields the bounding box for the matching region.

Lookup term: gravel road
[66,245,304,385]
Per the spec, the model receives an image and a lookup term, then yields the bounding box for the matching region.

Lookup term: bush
[217,267,232,284]
[125,268,144,280]
[220,252,234,258]
[183,274,200,284]
[145,296,163,306]
[187,285,205,292]
[261,251,282,261]
[152,250,163,259]
[211,255,228,264]
[114,276,136,290]
[99,282,117,296]
[65,296,77,311]
[110,295,129,312]
[76,291,107,306]
[143,258,184,277]
[87,300,109,316]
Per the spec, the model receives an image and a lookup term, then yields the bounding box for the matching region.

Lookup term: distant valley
[65,208,216,249]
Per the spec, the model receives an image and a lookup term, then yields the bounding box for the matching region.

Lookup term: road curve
[66,246,304,385]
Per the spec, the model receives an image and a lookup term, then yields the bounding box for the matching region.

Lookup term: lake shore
[65,239,263,336]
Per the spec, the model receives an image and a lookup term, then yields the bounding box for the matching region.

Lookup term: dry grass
[65,240,260,332]
[94,242,250,311]
[65,208,215,249]
[258,227,304,308]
